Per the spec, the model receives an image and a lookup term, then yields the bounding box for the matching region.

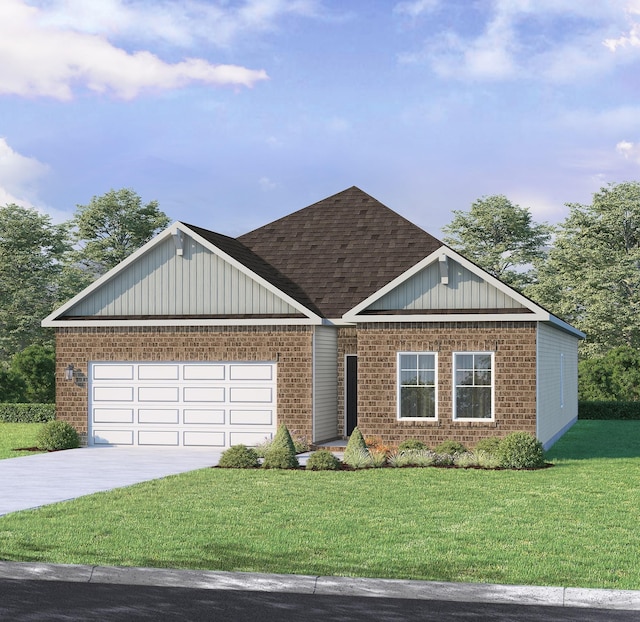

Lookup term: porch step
[310,439,348,452]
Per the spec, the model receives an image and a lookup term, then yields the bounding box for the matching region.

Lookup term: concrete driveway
[0,447,221,516]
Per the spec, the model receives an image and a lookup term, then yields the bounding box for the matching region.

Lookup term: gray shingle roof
[236,187,443,318]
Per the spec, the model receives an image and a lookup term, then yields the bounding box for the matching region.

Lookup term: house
[43,187,583,450]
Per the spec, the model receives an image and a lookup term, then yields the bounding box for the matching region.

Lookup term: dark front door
[346,355,358,436]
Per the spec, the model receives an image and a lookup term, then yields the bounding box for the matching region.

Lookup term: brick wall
[355,322,538,448]
[55,325,314,445]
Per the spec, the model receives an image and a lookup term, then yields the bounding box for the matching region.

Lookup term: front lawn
[0,423,45,459]
[0,421,639,589]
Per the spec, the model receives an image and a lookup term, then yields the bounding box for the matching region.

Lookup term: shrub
[218,445,259,469]
[0,403,55,423]
[476,450,502,469]
[435,440,467,455]
[305,450,341,471]
[475,437,503,453]
[579,401,640,420]
[344,447,373,469]
[398,439,427,451]
[389,449,437,467]
[453,451,479,468]
[344,427,369,466]
[36,420,79,450]
[498,431,545,469]
[253,437,273,458]
[270,424,297,455]
[262,447,299,469]
[369,448,387,468]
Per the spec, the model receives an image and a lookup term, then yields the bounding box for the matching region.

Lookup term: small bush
[306,450,341,471]
[253,437,273,458]
[0,403,55,423]
[36,420,79,450]
[270,424,297,455]
[475,437,503,453]
[344,447,373,469]
[435,440,467,455]
[476,450,502,469]
[218,445,259,469]
[398,439,428,451]
[344,427,369,466]
[453,451,480,468]
[262,447,299,469]
[578,401,640,420]
[389,449,437,467]
[369,448,388,468]
[498,432,545,469]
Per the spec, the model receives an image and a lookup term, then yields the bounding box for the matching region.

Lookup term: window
[398,353,437,419]
[453,352,494,420]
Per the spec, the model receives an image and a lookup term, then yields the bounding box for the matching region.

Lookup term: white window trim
[452,351,495,422]
[397,351,438,421]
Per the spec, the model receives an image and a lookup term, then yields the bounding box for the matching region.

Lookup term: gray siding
[367,258,526,311]
[64,234,299,317]
[312,326,338,442]
[536,323,579,448]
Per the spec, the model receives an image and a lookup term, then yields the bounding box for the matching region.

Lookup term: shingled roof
[235,187,443,318]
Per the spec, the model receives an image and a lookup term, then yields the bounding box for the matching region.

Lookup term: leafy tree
[71,188,170,277]
[0,367,26,402]
[442,195,551,288]
[0,204,68,360]
[578,346,640,401]
[10,344,55,403]
[528,182,640,357]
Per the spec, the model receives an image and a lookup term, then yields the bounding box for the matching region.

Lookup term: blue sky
[2,0,640,238]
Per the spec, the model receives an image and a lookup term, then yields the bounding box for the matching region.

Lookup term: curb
[0,561,639,610]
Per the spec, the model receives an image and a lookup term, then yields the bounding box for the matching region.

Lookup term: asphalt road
[1,579,639,622]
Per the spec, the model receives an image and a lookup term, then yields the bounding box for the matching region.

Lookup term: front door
[345,355,357,435]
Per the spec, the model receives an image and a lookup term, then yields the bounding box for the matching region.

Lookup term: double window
[398,353,437,419]
[397,351,494,421]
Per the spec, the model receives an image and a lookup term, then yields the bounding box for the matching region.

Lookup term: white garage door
[89,362,277,447]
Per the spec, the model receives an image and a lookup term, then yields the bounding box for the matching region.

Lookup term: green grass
[0,421,639,589]
[0,423,45,459]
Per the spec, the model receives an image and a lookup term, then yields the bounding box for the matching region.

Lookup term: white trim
[44,318,321,328]
[342,246,584,339]
[397,351,438,421]
[452,351,495,422]
[43,222,323,327]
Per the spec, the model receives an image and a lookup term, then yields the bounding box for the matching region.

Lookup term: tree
[10,344,56,403]
[442,195,551,289]
[528,182,640,357]
[0,204,68,360]
[71,188,170,277]
[578,346,640,401]
[0,367,26,402]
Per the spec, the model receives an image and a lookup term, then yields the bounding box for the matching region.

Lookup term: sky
[2,0,640,238]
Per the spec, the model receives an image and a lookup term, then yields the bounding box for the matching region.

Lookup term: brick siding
[352,322,538,448]
[55,325,314,445]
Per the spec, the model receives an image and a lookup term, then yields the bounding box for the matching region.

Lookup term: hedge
[0,403,55,423]
[579,401,640,420]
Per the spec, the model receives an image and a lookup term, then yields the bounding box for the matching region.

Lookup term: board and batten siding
[64,234,299,317]
[367,258,526,311]
[312,325,338,443]
[536,322,579,449]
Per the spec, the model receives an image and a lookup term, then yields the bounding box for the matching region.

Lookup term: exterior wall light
[65,364,75,381]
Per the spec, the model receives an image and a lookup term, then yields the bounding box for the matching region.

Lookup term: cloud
[400,2,635,83]
[393,0,440,19]
[31,0,322,48]
[616,140,640,163]
[0,138,49,208]
[0,0,269,100]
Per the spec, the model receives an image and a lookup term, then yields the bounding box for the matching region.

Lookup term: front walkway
[0,447,220,516]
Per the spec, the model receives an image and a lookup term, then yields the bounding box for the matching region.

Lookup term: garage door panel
[184,365,225,380]
[93,408,134,423]
[230,387,272,403]
[183,431,225,446]
[89,362,276,447]
[138,386,179,402]
[93,430,134,445]
[138,409,180,424]
[183,387,225,402]
[93,365,134,380]
[138,430,180,446]
[94,387,134,402]
[184,409,225,424]
[230,410,273,425]
[138,364,179,380]
[230,365,272,381]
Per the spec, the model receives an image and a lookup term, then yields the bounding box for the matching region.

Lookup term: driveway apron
[0,447,220,516]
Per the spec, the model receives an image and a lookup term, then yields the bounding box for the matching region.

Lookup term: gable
[49,227,309,323]
[364,256,527,313]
